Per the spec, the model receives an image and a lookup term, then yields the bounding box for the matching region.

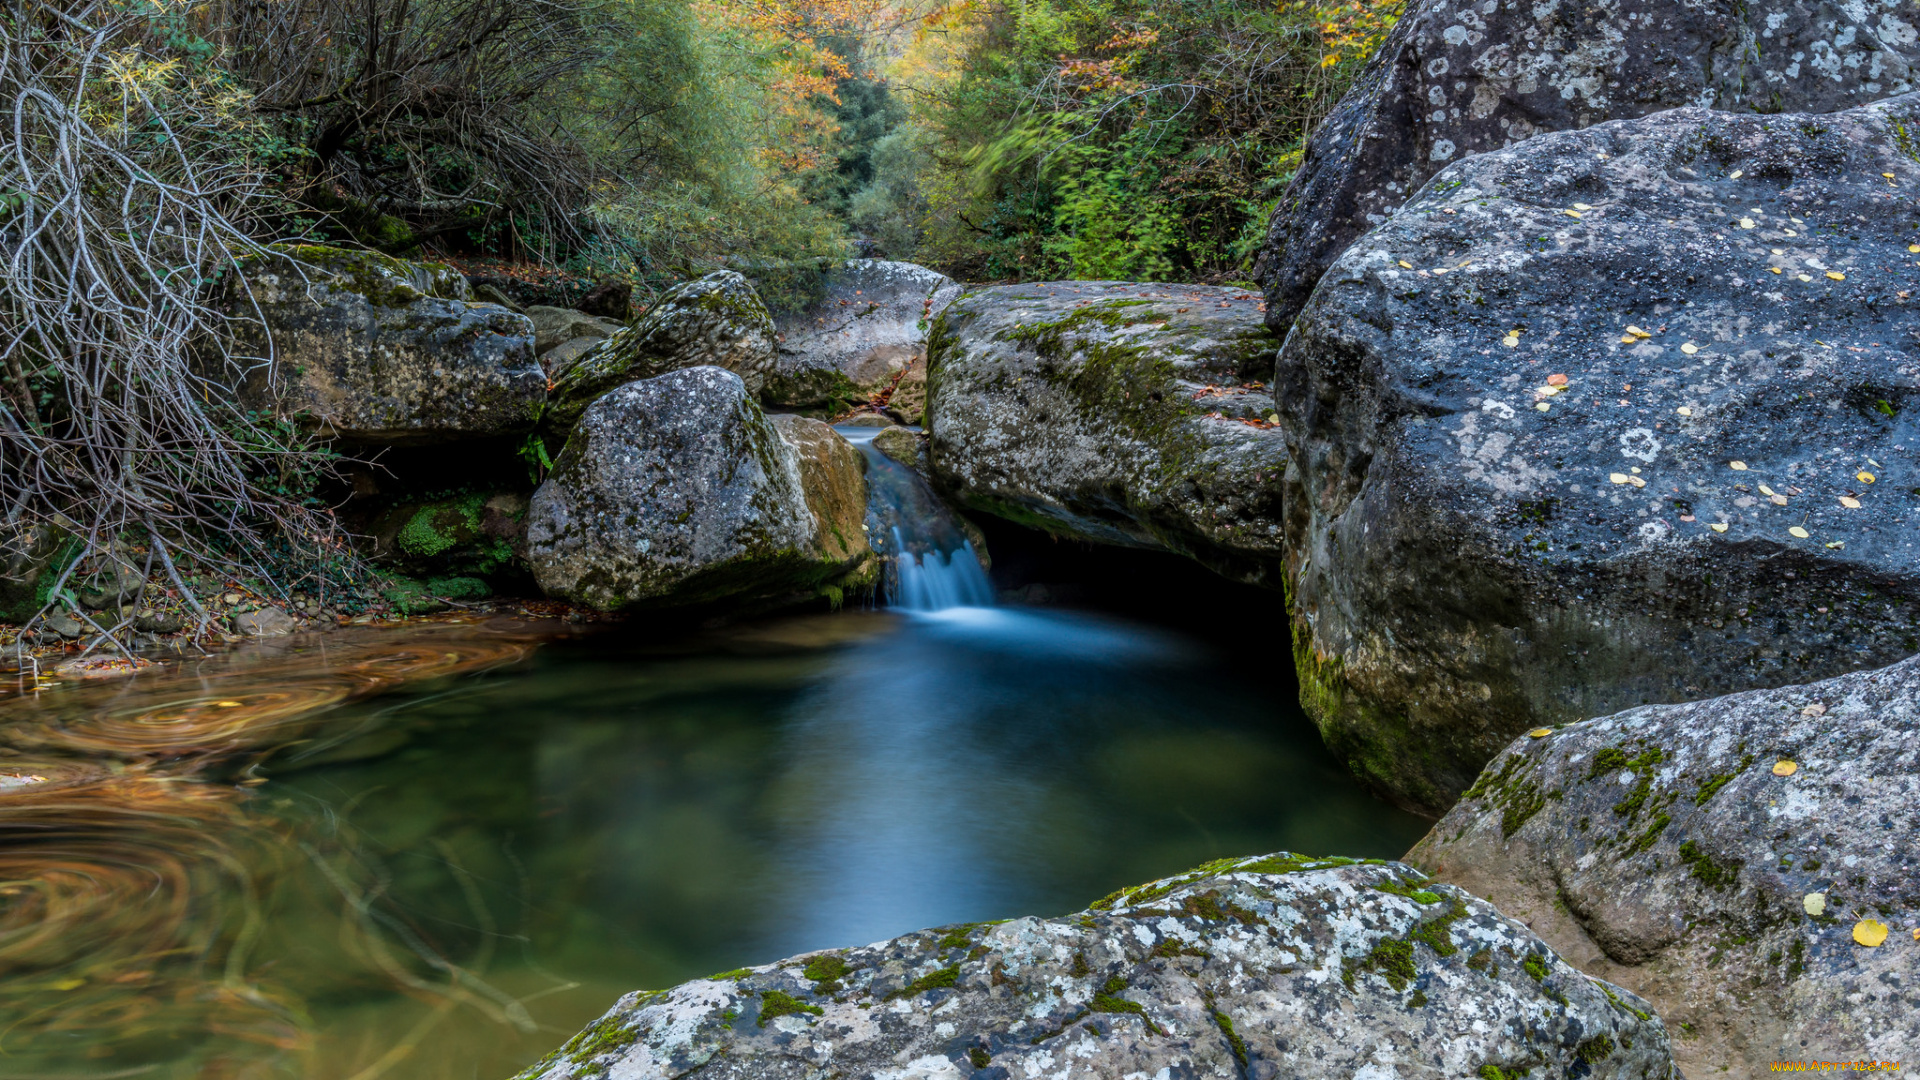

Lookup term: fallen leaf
[1858,471,1876,484]
[1730,461,1748,471]
[1536,402,1551,412]
[1538,385,1562,397]
[1855,920,1889,947]
[1759,485,1777,496]
[1773,760,1798,776]
[1677,406,1693,417]
[1564,210,1582,219]
[1398,260,1413,269]
[1546,373,1568,386]
[1801,702,1827,717]
[1770,267,1784,274]
[1729,169,1744,179]
[1804,892,1827,916]
[1828,271,1847,281]
[1789,526,1810,538]
[1840,496,1861,508]
[1572,203,1593,211]
[1610,473,1632,485]
[1710,523,1730,532]
[1501,335,1519,347]
[1630,476,1647,488]
[1911,244,1920,253]
[1739,218,1756,229]
[1826,540,1846,549]
[1797,273,1814,282]
[1885,173,1898,181]
[1771,494,1790,506]
[1528,728,1553,738]
[1681,343,1700,355]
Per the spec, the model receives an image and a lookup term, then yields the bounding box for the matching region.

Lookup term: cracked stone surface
[927,281,1289,587]
[760,260,964,414]
[224,245,543,444]
[1411,652,1920,1074]
[514,853,1673,1080]
[1275,92,1920,815]
[1258,0,1920,329]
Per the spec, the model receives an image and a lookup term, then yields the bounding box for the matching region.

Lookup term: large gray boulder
[526,367,873,610]
[224,245,544,444]
[1257,0,1920,330]
[1410,654,1920,1074]
[516,853,1673,1080]
[760,259,963,414]
[1276,93,1920,815]
[928,282,1289,586]
[545,272,776,431]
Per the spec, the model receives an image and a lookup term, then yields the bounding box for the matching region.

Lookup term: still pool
[0,606,1426,1078]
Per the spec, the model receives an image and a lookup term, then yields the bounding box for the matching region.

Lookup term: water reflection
[0,608,1428,1078]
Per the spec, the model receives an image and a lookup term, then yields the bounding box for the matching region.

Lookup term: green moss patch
[757,989,823,1026]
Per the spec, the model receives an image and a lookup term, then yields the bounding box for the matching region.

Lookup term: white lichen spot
[1619,428,1662,462]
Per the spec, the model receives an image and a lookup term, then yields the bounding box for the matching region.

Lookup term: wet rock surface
[526,367,871,610]
[761,259,963,412]
[517,853,1673,1080]
[928,282,1288,586]
[1410,654,1920,1074]
[224,245,544,444]
[1258,0,1920,328]
[1277,94,1920,814]
[545,271,776,431]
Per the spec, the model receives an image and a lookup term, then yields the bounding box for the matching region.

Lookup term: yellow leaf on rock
[1730,461,1748,470]
[1770,267,1784,274]
[1398,260,1413,269]
[1528,728,1552,738]
[1804,892,1827,915]
[1858,471,1877,484]
[1855,920,1889,947]
[1536,402,1551,412]
[1789,526,1810,538]
[1677,407,1693,416]
[1502,336,1519,347]
[1759,485,1777,496]
[1610,473,1632,484]
[1729,170,1744,179]
[1710,523,1730,532]
[1739,218,1756,229]
[1620,335,1638,344]
[1911,244,1920,253]
[1828,271,1847,281]
[1840,496,1862,508]
[1630,476,1647,488]
[1573,203,1593,211]
[1885,173,1898,180]
[1773,760,1798,776]
[1565,210,1582,219]
[1681,343,1700,354]
[1797,273,1813,282]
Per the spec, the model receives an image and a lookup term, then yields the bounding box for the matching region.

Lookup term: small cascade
[837,426,993,611]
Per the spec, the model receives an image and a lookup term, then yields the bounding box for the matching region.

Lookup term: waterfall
[836,426,994,611]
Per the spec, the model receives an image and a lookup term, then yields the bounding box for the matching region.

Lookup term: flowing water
[0,434,1428,1079]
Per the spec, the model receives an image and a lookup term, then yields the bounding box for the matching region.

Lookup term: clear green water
[0,607,1425,1079]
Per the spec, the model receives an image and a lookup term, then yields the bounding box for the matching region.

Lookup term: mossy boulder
[927,281,1287,586]
[1256,0,1920,329]
[0,522,77,623]
[364,491,529,581]
[526,367,873,610]
[1412,651,1920,1074]
[222,244,543,445]
[756,259,963,411]
[1275,94,1920,815]
[518,852,1672,1080]
[544,272,776,432]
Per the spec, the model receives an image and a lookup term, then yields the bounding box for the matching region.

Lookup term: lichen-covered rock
[1257,0,1920,329]
[0,523,74,623]
[525,305,625,378]
[1276,94,1920,814]
[767,413,874,584]
[526,367,872,610]
[870,424,927,473]
[1410,654,1920,1074]
[223,245,543,444]
[545,272,776,431]
[928,282,1288,586]
[516,852,1673,1080]
[760,260,963,411]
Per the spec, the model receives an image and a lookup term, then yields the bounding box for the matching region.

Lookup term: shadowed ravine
[0,527,1424,1078]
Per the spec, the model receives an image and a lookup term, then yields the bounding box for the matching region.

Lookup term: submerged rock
[760,259,963,413]
[1257,0,1920,329]
[545,272,776,431]
[526,367,872,610]
[928,282,1288,585]
[517,852,1673,1080]
[1276,94,1920,814]
[1411,654,1920,1073]
[223,245,544,444]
